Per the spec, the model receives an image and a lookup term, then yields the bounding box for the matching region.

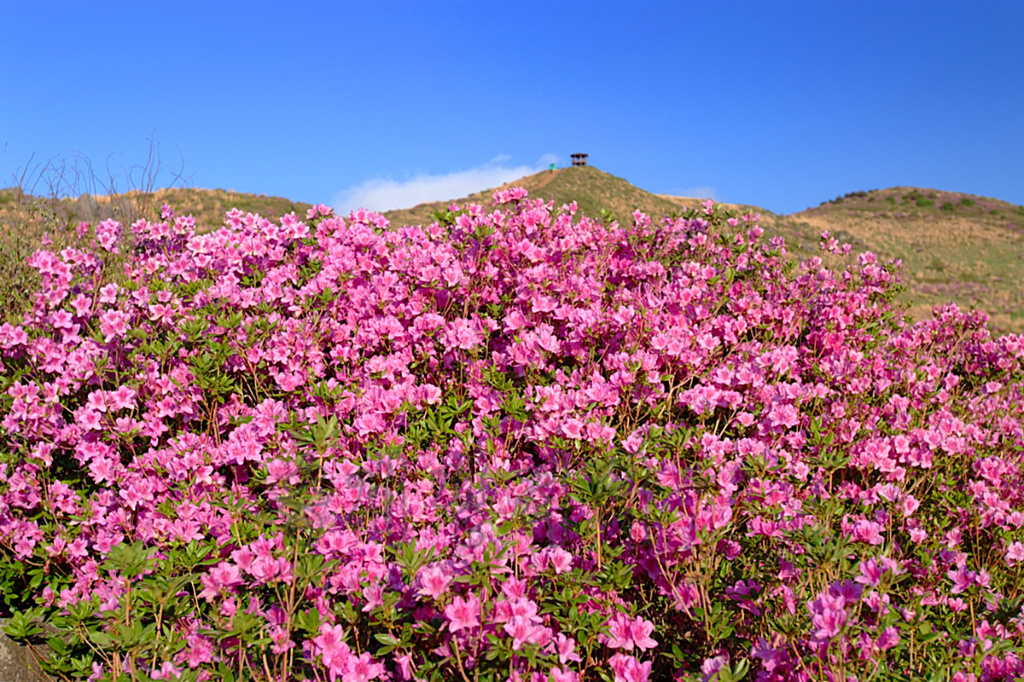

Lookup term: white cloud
[667,186,721,201]
[537,153,559,167]
[332,155,559,214]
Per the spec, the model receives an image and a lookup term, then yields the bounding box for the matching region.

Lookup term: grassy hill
[0,186,312,235]
[787,188,1024,333]
[0,186,314,322]
[383,165,686,228]
[4,168,1024,333]
[384,168,1024,335]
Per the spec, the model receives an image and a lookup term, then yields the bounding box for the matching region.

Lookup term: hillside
[791,188,1024,332]
[0,186,316,322]
[5,169,1024,334]
[383,165,686,228]
[384,169,1024,335]
[383,167,859,260]
[0,186,312,234]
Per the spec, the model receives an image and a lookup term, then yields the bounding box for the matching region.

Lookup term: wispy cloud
[332,155,559,214]
[667,186,720,201]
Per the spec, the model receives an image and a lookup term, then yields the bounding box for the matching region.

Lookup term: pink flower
[417,565,453,599]
[849,519,885,545]
[198,562,244,601]
[313,624,352,680]
[609,653,652,682]
[342,652,384,682]
[599,613,657,651]
[503,616,550,650]
[185,634,214,667]
[1006,541,1024,566]
[601,613,634,649]
[629,618,658,651]
[547,547,573,574]
[807,590,848,640]
[554,633,582,665]
[444,593,481,633]
[444,318,483,350]
[856,558,885,587]
[394,653,413,681]
[948,565,976,594]
[701,656,728,682]
[265,458,301,485]
[876,626,900,651]
[152,661,182,680]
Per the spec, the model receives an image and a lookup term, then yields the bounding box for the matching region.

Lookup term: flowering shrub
[1,190,1023,682]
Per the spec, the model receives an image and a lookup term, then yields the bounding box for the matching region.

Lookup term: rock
[0,621,53,682]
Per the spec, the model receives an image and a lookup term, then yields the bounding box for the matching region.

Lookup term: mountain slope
[383,171,1024,334]
[6,171,1024,333]
[383,165,686,228]
[0,186,312,236]
[791,188,1024,332]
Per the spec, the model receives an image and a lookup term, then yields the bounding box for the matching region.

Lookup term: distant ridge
[0,186,312,236]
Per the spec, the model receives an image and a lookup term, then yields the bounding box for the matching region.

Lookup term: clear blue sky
[2,1,1022,216]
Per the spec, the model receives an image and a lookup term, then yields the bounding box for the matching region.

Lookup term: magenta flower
[876,626,900,651]
[948,565,976,594]
[198,561,244,601]
[312,624,352,680]
[848,518,886,545]
[503,616,550,650]
[856,558,885,587]
[549,668,579,682]
[599,613,657,651]
[608,653,652,682]
[417,564,453,599]
[807,590,849,640]
[629,618,658,651]
[1006,541,1024,566]
[554,632,582,665]
[444,593,481,633]
[342,652,384,682]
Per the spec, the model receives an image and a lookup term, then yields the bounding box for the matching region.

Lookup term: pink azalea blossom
[444,593,481,633]
[313,624,352,680]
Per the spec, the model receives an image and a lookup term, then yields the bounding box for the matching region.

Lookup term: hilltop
[383,165,686,228]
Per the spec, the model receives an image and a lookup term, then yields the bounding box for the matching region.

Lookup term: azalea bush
[1,189,1023,682]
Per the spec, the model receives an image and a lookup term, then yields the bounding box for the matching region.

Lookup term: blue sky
[2,1,1022,216]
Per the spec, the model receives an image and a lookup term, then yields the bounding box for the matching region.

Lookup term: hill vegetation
[791,188,1024,332]
[383,165,686,229]
[0,186,311,235]
[0,186,312,322]
[385,168,1024,335]
[2,193,1023,681]
[4,167,1024,333]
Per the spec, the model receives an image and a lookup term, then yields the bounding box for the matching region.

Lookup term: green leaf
[88,630,115,648]
[2,608,43,639]
[103,541,159,577]
[375,633,400,647]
